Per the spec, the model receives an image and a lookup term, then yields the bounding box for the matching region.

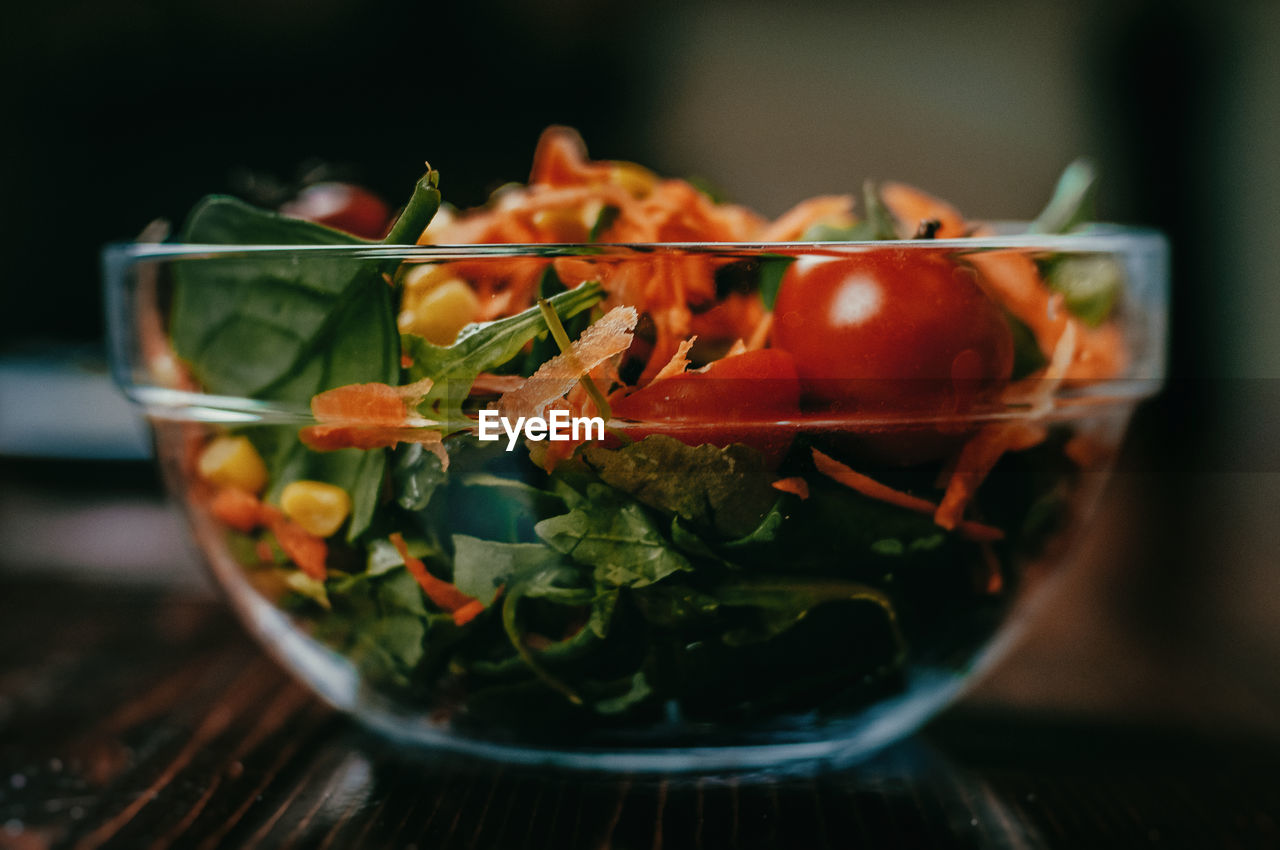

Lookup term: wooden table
[2,579,1277,850]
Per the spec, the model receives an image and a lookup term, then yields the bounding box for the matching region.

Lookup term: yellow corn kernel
[531,207,591,242]
[280,480,352,538]
[401,263,453,298]
[398,279,481,344]
[609,162,657,198]
[197,435,267,494]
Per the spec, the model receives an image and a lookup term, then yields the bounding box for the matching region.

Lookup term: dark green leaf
[451,534,563,603]
[171,172,439,541]
[712,577,904,651]
[535,483,691,588]
[588,205,621,242]
[579,436,778,539]
[757,255,795,310]
[1006,309,1049,379]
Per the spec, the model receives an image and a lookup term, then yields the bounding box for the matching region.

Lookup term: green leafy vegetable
[171,169,440,540]
[535,483,692,588]
[800,181,898,242]
[578,436,777,538]
[712,577,906,650]
[1006,309,1049,379]
[1028,158,1123,326]
[402,281,605,428]
[756,255,795,311]
[451,534,562,603]
[1031,158,1098,234]
[520,268,591,375]
[1041,255,1123,327]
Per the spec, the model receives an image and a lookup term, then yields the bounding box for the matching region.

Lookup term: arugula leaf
[519,267,591,376]
[1031,158,1098,234]
[1027,159,1123,326]
[1040,254,1122,327]
[535,483,691,588]
[631,583,721,628]
[402,281,604,428]
[712,577,904,651]
[579,436,778,538]
[588,205,621,242]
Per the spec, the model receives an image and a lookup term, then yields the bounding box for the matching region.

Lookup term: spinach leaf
[579,436,778,539]
[171,170,441,540]
[451,534,563,603]
[535,483,691,588]
[402,281,604,428]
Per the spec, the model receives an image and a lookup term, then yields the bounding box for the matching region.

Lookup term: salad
[152,128,1131,745]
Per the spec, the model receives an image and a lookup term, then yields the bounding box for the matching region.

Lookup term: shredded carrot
[980,544,1004,594]
[499,305,638,420]
[388,532,479,615]
[746,311,773,351]
[771,477,810,500]
[759,195,855,241]
[649,337,696,384]
[1065,433,1112,468]
[254,540,275,564]
[879,182,969,238]
[451,599,486,627]
[812,449,940,515]
[299,377,445,463]
[933,423,1041,532]
[263,508,328,580]
[812,448,1004,542]
[209,487,263,533]
[468,372,528,394]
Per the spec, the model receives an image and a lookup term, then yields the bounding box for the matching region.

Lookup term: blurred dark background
[2,0,1278,735]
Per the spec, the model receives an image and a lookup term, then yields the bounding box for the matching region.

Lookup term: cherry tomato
[772,251,1013,416]
[611,349,801,463]
[280,182,391,239]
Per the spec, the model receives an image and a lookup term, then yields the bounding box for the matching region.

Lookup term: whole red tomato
[611,349,801,463]
[772,251,1013,417]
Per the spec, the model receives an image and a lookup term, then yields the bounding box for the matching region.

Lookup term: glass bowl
[104,231,1167,771]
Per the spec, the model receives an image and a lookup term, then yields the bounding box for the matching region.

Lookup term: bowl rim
[103,222,1168,261]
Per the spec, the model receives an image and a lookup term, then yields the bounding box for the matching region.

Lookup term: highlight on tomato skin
[610,348,802,463]
[770,250,1015,417]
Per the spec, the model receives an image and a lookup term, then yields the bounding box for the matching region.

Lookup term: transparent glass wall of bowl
[101,231,1167,770]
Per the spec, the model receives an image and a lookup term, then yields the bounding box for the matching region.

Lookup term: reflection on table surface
[1,580,1278,850]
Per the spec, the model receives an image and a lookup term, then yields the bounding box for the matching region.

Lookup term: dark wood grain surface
[1,579,1277,850]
